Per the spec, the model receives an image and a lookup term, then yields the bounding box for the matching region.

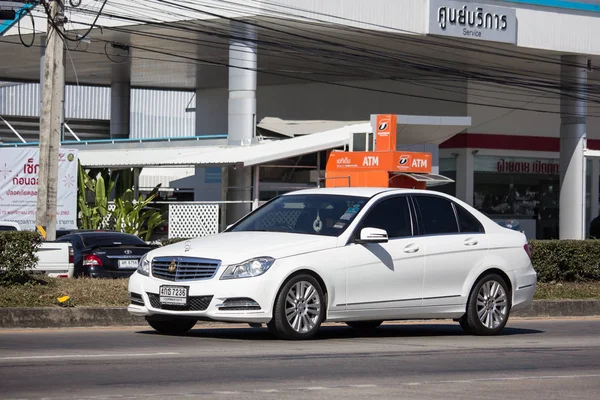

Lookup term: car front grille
[147,293,213,311]
[151,256,221,282]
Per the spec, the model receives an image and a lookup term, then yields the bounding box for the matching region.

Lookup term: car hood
[148,231,339,265]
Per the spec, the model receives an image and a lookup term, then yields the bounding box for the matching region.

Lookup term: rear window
[80,233,146,247]
[0,226,18,231]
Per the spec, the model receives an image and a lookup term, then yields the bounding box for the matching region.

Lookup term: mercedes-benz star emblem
[168,259,177,273]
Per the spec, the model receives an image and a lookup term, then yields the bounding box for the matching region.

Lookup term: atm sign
[396,153,431,173]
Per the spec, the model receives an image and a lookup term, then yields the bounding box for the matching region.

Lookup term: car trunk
[92,245,154,272]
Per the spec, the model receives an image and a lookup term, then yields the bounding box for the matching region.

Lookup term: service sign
[0,148,78,230]
[428,0,517,44]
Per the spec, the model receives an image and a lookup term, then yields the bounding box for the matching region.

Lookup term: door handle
[464,238,478,246]
[403,244,419,253]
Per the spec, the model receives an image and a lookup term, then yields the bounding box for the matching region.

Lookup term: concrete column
[226,21,257,224]
[39,35,45,131]
[590,159,599,223]
[559,55,588,240]
[110,62,131,139]
[455,148,474,206]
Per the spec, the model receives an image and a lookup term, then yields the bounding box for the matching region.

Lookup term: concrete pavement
[0,318,599,399]
[1,299,599,329]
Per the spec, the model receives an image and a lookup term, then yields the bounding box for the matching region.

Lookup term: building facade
[1,0,599,237]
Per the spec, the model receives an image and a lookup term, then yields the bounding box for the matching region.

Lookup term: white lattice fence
[100,204,116,229]
[168,203,220,239]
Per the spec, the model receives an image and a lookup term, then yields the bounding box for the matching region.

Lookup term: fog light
[217,297,260,311]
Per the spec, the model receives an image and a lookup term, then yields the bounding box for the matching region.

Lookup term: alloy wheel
[285,281,321,333]
[476,280,508,329]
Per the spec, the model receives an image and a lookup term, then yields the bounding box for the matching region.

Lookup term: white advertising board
[0,148,78,230]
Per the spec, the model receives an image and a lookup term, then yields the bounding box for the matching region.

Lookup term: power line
[24,0,600,116]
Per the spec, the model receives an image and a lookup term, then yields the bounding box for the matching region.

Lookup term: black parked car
[56,231,156,278]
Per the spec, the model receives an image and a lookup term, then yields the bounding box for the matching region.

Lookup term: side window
[414,195,459,235]
[455,204,485,233]
[357,197,412,239]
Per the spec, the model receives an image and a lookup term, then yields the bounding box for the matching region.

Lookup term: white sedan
[128,187,537,339]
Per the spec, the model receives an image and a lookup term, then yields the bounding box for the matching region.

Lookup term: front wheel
[268,274,326,340]
[460,274,511,335]
[146,317,196,335]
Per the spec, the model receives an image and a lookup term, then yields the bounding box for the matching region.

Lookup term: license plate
[118,259,139,269]
[159,285,188,306]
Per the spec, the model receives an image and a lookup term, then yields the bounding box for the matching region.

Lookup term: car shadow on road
[137,323,543,341]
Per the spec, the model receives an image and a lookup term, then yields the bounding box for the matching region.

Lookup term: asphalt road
[0,318,599,400]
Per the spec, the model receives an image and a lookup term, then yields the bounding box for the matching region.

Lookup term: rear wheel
[460,274,511,335]
[268,274,325,340]
[146,317,196,335]
[346,320,383,330]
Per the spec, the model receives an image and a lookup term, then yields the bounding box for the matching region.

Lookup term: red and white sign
[0,148,78,230]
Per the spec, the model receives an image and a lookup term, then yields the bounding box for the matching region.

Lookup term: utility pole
[36,0,65,241]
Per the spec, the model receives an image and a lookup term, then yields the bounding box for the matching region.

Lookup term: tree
[77,161,165,240]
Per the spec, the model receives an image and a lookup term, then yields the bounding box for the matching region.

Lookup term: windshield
[230,194,369,236]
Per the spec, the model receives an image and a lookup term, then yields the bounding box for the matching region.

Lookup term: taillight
[69,246,74,264]
[83,254,103,267]
[524,244,532,258]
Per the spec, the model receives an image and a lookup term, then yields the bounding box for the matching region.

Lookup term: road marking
[348,384,377,388]
[436,374,600,384]
[7,376,600,399]
[0,352,179,361]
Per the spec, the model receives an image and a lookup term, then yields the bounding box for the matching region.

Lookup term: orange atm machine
[325,114,452,189]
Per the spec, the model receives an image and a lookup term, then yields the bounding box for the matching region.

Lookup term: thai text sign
[0,148,78,230]
[429,0,517,44]
[474,155,559,175]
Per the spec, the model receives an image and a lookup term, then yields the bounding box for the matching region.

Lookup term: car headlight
[137,254,151,276]
[220,257,275,280]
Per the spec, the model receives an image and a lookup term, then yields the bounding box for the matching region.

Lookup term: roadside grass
[0,278,599,308]
[533,282,600,300]
[0,277,129,308]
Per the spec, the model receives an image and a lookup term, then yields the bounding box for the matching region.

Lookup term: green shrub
[530,240,600,283]
[0,231,42,285]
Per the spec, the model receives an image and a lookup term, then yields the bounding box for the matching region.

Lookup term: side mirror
[356,227,388,244]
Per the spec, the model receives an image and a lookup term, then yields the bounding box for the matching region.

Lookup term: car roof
[283,187,420,197]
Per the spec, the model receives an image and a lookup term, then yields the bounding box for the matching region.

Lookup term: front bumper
[127,270,277,324]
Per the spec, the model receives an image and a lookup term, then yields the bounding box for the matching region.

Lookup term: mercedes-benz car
[128,188,536,339]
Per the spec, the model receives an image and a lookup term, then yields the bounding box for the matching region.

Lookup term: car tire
[146,317,196,335]
[268,274,326,340]
[346,320,383,330]
[460,273,511,336]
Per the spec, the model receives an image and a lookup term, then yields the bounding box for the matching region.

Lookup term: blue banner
[504,0,600,13]
[0,2,37,36]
